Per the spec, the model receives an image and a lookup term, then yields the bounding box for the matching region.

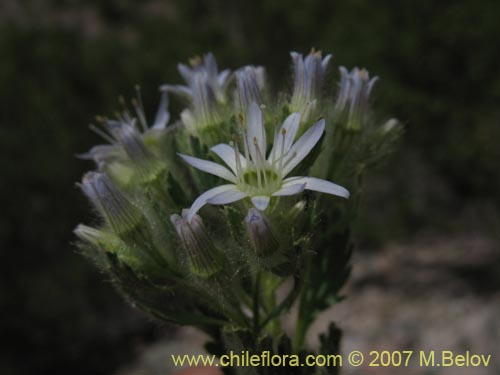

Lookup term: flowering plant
[75,50,401,374]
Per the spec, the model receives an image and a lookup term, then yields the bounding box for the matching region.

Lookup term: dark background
[1,1,499,374]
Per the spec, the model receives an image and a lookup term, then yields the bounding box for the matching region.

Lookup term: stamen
[279,128,286,171]
[256,140,268,187]
[241,128,250,166]
[134,85,149,132]
[271,116,279,167]
[253,137,262,189]
[117,95,133,124]
[231,134,243,183]
[89,124,115,144]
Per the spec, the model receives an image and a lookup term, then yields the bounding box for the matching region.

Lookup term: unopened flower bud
[245,208,279,257]
[163,53,230,135]
[175,52,230,104]
[74,224,160,272]
[235,65,265,116]
[79,90,170,173]
[170,209,222,278]
[290,49,332,122]
[74,224,118,247]
[80,172,143,235]
[108,121,151,163]
[334,67,378,131]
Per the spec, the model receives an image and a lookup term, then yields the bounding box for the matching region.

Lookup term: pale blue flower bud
[80,90,170,169]
[290,49,332,121]
[107,121,152,162]
[161,53,233,136]
[170,209,221,278]
[334,67,378,131]
[245,208,279,257]
[177,53,231,104]
[168,71,221,134]
[80,172,143,235]
[235,65,265,116]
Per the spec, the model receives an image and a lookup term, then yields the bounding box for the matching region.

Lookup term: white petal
[161,84,192,100]
[217,69,231,87]
[254,66,266,89]
[247,102,266,161]
[178,153,236,183]
[251,195,270,210]
[322,54,333,70]
[282,176,349,198]
[203,53,218,77]
[282,119,325,176]
[152,91,170,130]
[188,184,238,222]
[272,182,306,196]
[178,63,194,84]
[207,188,247,205]
[269,112,301,161]
[210,144,247,174]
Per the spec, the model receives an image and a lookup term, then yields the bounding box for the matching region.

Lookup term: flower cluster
[75,49,400,372]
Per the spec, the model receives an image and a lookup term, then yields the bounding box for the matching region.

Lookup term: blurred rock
[118,234,499,375]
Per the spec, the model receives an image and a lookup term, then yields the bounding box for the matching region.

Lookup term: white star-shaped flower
[179,102,349,222]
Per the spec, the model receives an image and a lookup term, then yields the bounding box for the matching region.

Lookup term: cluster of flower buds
[75,49,401,355]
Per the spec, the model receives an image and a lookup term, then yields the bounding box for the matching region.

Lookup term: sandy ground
[117,234,500,375]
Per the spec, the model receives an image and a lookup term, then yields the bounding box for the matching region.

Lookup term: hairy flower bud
[79,90,170,187]
[74,224,163,272]
[80,172,178,268]
[245,208,279,257]
[290,49,332,122]
[235,65,265,116]
[334,67,378,131]
[162,53,230,135]
[170,209,222,278]
[74,224,118,247]
[177,53,230,104]
[80,172,144,235]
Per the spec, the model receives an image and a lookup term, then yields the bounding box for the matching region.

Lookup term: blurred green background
[1,1,499,374]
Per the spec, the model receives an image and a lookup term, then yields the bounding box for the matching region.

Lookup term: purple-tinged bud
[170,209,222,278]
[290,49,332,122]
[334,67,378,131]
[235,65,265,116]
[80,91,170,170]
[80,172,143,235]
[245,208,279,257]
[107,121,152,163]
[80,172,178,268]
[175,52,231,104]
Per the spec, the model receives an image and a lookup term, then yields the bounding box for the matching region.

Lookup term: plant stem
[253,271,261,343]
[293,259,312,351]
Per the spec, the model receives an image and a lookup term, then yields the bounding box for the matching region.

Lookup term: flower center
[238,166,282,196]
